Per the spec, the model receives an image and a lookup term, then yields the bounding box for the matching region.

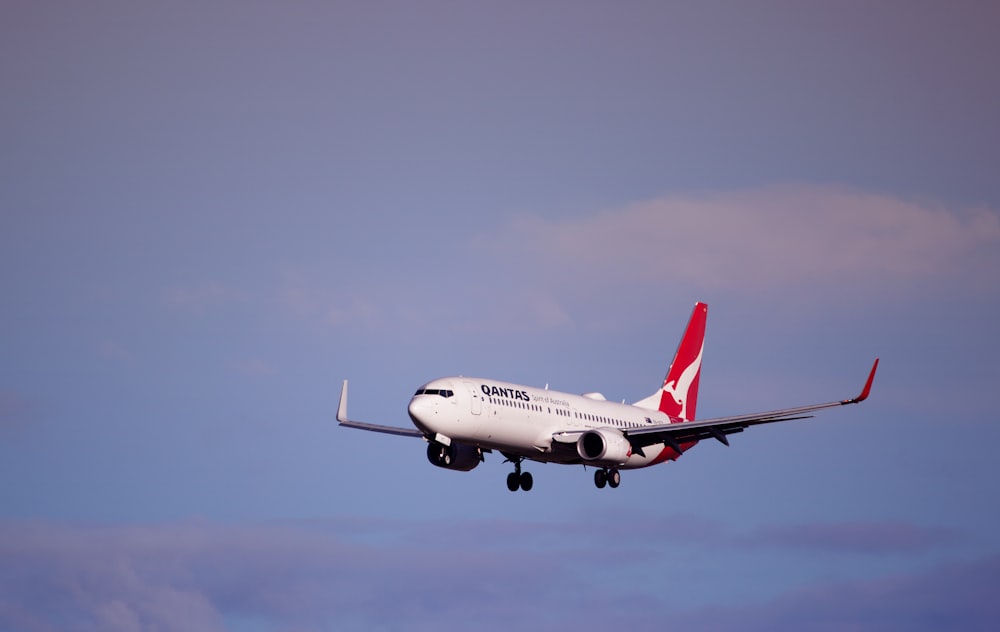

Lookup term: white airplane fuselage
[408,377,680,469]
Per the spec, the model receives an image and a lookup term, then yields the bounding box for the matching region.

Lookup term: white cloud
[152,187,1000,338]
[0,517,983,632]
[490,185,1000,295]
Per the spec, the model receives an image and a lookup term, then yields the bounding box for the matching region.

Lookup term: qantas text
[481,384,530,401]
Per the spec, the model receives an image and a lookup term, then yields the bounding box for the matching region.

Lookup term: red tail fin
[634,302,707,420]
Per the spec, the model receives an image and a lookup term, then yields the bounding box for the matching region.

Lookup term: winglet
[843,358,879,404]
[335,379,424,438]
[337,379,349,423]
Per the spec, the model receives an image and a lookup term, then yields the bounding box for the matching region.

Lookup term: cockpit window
[413,388,454,398]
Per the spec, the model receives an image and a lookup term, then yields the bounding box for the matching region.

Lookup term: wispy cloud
[0,520,576,632]
[277,276,396,332]
[670,554,1000,631]
[462,290,576,334]
[152,186,1000,338]
[483,185,1000,297]
[0,516,971,632]
[741,521,960,554]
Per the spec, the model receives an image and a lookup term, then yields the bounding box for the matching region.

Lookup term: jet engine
[576,428,631,466]
[426,442,482,471]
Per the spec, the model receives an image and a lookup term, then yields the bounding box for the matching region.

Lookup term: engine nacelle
[426,442,481,471]
[576,428,631,466]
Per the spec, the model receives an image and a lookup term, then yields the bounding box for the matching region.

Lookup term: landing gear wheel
[506,456,533,492]
[506,472,520,492]
[594,469,607,489]
[520,472,533,492]
[608,469,621,488]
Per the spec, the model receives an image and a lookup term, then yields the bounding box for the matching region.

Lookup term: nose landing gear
[594,468,621,489]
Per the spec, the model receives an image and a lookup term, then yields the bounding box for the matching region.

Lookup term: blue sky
[2,1,999,630]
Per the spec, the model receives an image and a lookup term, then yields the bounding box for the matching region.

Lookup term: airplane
[337,302,878,491]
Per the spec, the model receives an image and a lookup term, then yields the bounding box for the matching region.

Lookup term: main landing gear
[505,457,533,492]
[594,468,621,489]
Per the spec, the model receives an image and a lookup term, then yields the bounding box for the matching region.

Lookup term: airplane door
[464,382,482,415]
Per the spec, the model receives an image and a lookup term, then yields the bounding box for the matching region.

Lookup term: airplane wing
[624,358,879,451]
[336,380,425,438]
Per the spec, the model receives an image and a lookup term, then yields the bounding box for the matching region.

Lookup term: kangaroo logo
[660,343,703,420]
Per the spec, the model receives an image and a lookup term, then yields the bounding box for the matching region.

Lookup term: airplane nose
[408,397,434,433]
